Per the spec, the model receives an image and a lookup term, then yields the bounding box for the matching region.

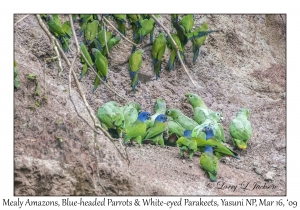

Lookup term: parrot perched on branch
[229,108,252,150]
[102,36,121,57]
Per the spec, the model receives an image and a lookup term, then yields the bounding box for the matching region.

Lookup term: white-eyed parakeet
[229,108,252,150]
[152,33,166,80]
[176,130,197,160]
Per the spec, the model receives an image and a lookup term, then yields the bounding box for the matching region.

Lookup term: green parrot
[180,14,194,33]
[146,98,167,128]
[113,14,127,36]
[172,19,188,47]
[190,22,208,64]
[46,15,67,38]
[124,111,151,145]
[176,130,197,160]
[192,111,226,143]
[152,33,166,80]
[128,14,142,28]
[193,125,239,160]
[165,116,186,146]
[95,29,113,52]
[167,34,184,71]
[199,126,219,182]
[61,21,72,52]
[186,27,217,40]
[102,36,121,57]
[166,108,198,131]
[229,108,252,150]
[97,101,125,138]
[185,93,212,125]
[79,14,94,34]
[129,49,143,93]
[143,114,167,146]
[138,18,155,43]
[84,20,99,46]
[91,48,108,93]
[121,102,142,130]
[79,43,93,80]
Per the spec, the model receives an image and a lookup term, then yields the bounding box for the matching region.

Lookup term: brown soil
[14,14,286,195]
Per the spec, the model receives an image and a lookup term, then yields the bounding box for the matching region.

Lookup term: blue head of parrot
[204,145,214,154]
[202,126,214,140]
[137,111,151,122]
[155,114,167,122]
[183,130,192,138]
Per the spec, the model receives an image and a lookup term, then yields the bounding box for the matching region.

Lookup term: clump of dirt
[14,14,286,195]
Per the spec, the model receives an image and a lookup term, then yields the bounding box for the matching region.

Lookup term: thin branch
[150,15,199,88]
[68,15,130,164]
[14,14,30,26]
[102,16,139,47]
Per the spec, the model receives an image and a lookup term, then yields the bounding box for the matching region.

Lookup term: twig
[14,14,30,26]
[102,16,139,47]
[150,15,199,88]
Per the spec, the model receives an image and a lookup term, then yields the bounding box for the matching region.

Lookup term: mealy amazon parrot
[185,92,212,125]
[229,108,252,150]
[166,108,198,131]
[176,130,197,160]
[167,34,185,71]
[79,14,95,35]
[152,33,166,80]
[192,111,226,143]
[97,101,124,138]
[138,18,155,43]
[113,14,127,36]
[84,20,99,46]
[95,29,113,52]
[91,48,108,93]
[172,20,188,47]
[199,125,219,182]
[129,49,143,93]
[143,114,167,146]
[124,111,151,145]
[102,36,121,57]
[180,14,194,33]
[79,42,93,80]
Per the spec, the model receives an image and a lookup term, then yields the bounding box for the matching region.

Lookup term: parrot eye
[189,95,193,98]
[217,113,220,116]
[167,110,170,114]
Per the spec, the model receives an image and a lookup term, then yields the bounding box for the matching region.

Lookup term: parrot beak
[202,128,206,132]
[147,116,151,120]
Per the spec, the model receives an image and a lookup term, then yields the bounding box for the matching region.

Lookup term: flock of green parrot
[97,93,252,182]
[41,14,217,93]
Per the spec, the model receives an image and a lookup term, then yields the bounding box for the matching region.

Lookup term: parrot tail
[193,46,200,64]
[154,60,162,80]
[208,172,217,182]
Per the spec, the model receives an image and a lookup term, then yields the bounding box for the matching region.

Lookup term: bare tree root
[14,14,30,26]
[150,15,200,88]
